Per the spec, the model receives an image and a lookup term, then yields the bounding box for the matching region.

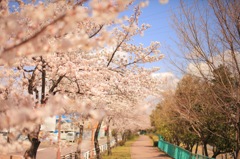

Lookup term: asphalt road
[1,138,109,159]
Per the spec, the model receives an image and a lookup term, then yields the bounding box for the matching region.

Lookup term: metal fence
[61,152,77,159]
[158,137,215,159]
[61,139,117,159]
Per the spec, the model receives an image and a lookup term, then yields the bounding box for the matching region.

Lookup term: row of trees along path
[131,135,172,159]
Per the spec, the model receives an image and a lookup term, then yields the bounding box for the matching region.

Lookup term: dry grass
[102,137,138,159]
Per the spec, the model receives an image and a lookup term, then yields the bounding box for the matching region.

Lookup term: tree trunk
[24,57,46,159]
[203,142,208,157]
[195,142,198,154]
[235,105,240,159]
[76,124,84,159]
[94,119,103,159]
[7,129,10,143]
[122,132,125,142]
[106,118,112,156]
[202,144,204,155]
[190,145,193,152]
[114,135,118,146]
[212,150,220,159]
[185,144,190,151]
[24,138,40,159]
[24,125,41,159]
[56,116,62,159]
[121,131,127,145]
[112,129,118,146]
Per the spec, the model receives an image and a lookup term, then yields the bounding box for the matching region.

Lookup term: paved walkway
[131,135,172,159]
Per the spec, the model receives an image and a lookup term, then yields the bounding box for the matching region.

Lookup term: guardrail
[158,136,215,159]
[61,139,119,159]
[61,152,77,159]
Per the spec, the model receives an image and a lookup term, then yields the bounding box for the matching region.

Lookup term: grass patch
[102,137,138,159]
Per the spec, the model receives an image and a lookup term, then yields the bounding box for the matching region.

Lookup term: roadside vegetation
[102,133,138,159]
[148,134,159,147]
[151,0,240,159]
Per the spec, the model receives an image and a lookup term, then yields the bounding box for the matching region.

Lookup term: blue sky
[122,0,194,76]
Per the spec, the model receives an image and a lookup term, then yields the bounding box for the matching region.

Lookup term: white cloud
[187,62,212,78]
[187,50,240,78]
[152,72,179,90]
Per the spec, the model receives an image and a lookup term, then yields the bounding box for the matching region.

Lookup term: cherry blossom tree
[0,1,164,159]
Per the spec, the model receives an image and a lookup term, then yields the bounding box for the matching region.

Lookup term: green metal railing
[158,135,215,159]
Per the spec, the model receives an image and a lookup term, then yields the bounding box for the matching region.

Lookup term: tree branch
[49,75,65,94]
[107,7,139,67]
[89,25,104,38]
[2,14,66,55]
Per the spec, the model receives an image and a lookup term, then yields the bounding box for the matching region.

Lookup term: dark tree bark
[40,57,46,104]
[112,129,118,147]
[106,118,112,156]
[203,142,208,157]
[24,57,46,159]
[76,124,84,159]
[114,135,118,146]
[7,129,11,143]
[94,118,103,159]
[24,125,41,159]
[195,142,198,154]
[212,150,220,159]
[121,131,126,145]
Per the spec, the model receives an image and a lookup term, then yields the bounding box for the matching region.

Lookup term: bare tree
[171,0,240,158]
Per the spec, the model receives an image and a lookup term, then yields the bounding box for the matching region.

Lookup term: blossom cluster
[0,0,164,154]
